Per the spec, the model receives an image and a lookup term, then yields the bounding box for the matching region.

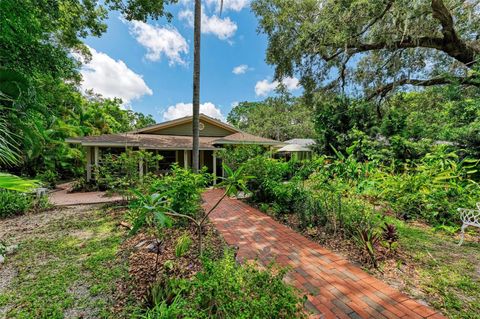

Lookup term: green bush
[148,164,210,217]
[372,149,480,224]
[0,190,49,218]
[241,156,291,203]
[215,145,267,170]
[35,170,58,189]
[140,252,306,319]
[96,150,162,192]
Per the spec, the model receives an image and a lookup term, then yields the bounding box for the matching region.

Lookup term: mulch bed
[113,221,226,313]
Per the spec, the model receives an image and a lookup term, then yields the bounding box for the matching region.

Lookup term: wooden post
[184,150,188,168]
[86,146,92,181]
[139,156,144,181]
[213,153,217,185]
[93,146,99,180]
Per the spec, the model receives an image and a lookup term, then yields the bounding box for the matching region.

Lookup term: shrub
[147,164,210,217]
[140,252,306,319]
[96,150,163,192]
[373,148,480,224]
[0,190,49,218]
[35,170,58,188]
[241,156,291,203]
[175,233,192,258]
[215,145,267,170]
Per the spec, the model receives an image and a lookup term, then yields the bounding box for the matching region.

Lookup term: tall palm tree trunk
[192,0,201,173]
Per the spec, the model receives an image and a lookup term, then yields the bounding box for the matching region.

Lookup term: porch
[84,146,223,183]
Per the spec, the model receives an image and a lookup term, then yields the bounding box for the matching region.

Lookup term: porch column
[212,153,217,185]
[139,157,144,181]
[94,146,99,179]
[184,150,188,168]
[86,146,92,182]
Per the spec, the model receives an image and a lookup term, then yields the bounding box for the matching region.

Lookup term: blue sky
[80,0,301,122]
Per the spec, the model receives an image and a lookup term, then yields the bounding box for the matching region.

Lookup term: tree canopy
[227,94,315,141]
[252,0,480,99]
[0,0,156,179]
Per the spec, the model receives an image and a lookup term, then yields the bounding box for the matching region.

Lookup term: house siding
[141,121,232,137]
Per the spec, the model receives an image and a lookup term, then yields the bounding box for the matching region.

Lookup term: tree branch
[430,0,478,67]
[367,75,480,100]
[354,0,395,38]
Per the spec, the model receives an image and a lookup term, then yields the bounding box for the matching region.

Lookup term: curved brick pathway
[202,189,445,319]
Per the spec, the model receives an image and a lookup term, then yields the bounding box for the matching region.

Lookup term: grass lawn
[383,217,480,319]
[0,204,128,319]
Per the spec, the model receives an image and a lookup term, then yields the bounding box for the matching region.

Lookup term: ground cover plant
[139,251,306,319]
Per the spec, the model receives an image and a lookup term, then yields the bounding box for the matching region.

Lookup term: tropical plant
[175,233,192,258]
[381,223,399,254]
[354,227,381,268]
[0,173,39,192]
[130,164,253,256]
[140,251,307,319]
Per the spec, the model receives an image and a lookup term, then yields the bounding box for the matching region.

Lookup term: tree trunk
[192,0,201,173]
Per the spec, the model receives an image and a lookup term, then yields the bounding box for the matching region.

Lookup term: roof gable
[133,114,239,137]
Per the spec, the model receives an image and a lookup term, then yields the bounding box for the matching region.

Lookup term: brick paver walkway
[49,182,123,206]
[203,189,445,319]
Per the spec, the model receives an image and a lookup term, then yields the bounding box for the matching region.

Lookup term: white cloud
[179,9,237,40]
[255,77,300,96]
[232,64,249,74]
[127,20,188,65]
[205,0,251,12]
[163,102,225,121]
[78,47,152,104]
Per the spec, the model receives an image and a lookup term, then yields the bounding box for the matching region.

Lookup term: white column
[86,146,92,181]
[184,150,188,168]
[213,153,217,185]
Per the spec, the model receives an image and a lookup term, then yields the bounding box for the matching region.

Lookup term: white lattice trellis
[457,203,480,245]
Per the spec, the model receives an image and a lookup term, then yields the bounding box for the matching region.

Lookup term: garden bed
[252,200,480,319]
[114,222,226,311]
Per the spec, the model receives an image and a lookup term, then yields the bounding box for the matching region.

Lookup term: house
[276,138,316,160]
[66,114,279,182]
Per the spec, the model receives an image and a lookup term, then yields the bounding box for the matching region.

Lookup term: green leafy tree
[227,94,315,141]
[252,0,480,99]
[313,94,378,155]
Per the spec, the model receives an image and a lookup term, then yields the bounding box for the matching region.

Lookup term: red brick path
[202,189,445,319]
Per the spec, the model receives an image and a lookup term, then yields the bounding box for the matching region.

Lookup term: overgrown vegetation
[0,190,49,219]
[140,251,306,319]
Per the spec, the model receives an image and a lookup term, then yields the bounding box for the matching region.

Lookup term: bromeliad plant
[130,163,253,256]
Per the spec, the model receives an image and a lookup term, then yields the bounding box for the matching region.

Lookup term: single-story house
[66,114,280,182]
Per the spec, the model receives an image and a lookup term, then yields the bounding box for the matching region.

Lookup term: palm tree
[192,0,201,173]
[192,0,223,173]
